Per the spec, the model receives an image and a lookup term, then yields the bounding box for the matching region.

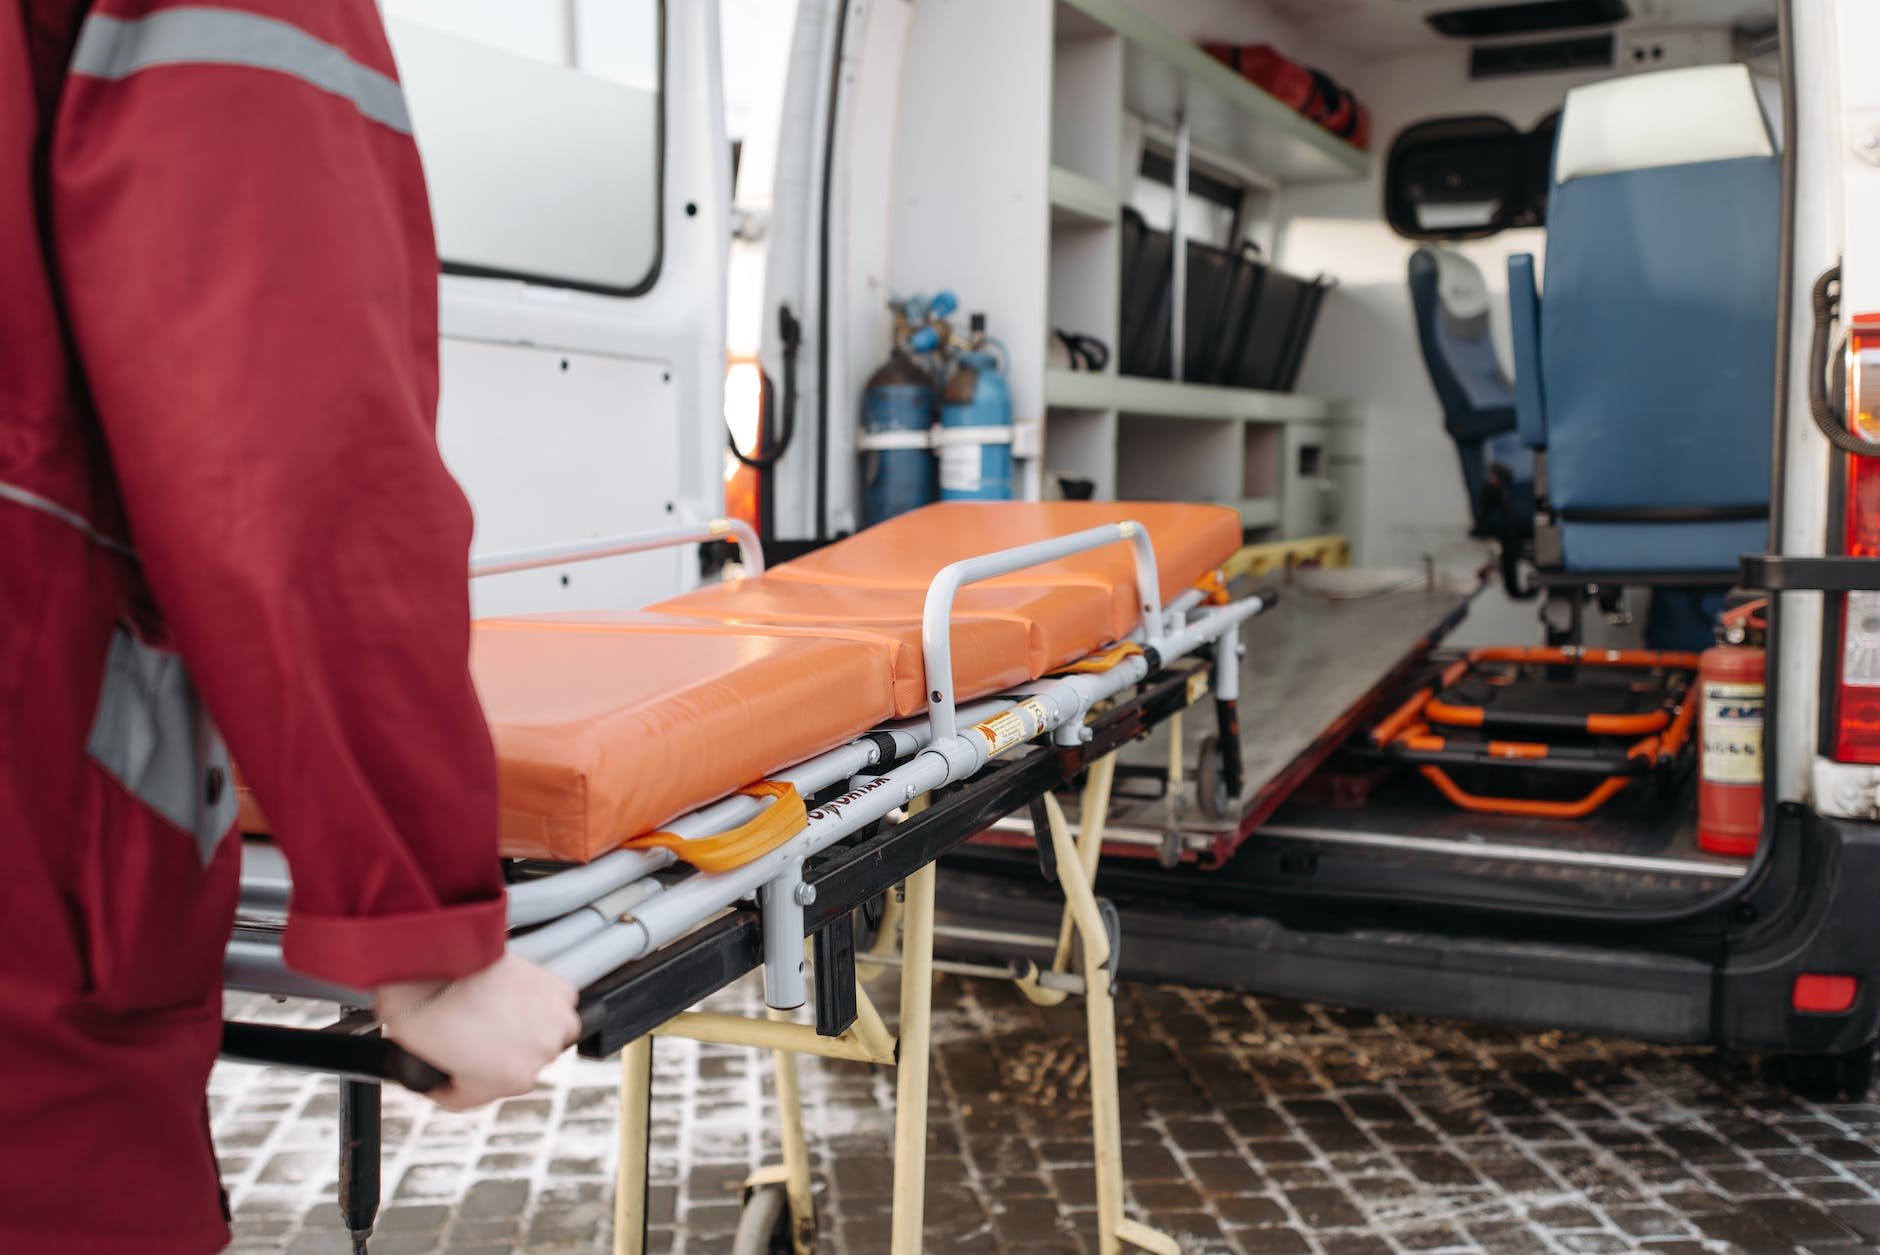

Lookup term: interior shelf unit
[887,0,1370,538]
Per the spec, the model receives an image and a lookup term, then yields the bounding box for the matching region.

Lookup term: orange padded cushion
[770,502,1242,606]
[472,616,897,862]
[522,607,1030,721]
[653,578,1116,690]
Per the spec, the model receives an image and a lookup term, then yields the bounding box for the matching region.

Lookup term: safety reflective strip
[0,479,135,558]
[70,7,412,135]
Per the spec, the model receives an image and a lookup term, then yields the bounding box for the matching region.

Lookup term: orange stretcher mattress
[241,502,1241,864]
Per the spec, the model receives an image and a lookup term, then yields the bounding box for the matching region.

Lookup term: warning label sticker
[975,710,1029,756]
[938,445,981,494]
[1701,680,1764,785]
[974,702,1050,757]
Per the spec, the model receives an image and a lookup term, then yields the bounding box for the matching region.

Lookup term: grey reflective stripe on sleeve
[87,627,239,864]
[0,479,136,558]
[70,7,412,135]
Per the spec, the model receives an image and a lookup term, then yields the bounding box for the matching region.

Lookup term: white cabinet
[886,0,1370,537]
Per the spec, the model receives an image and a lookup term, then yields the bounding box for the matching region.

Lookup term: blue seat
[1407,246,1535,544]
[1507,63,1779,577]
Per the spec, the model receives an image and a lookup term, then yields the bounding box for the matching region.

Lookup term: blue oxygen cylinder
[860,325,939,525]
[936,313,1014,501]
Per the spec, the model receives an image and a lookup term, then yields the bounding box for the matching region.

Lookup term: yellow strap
[625,780,807,873]
[1195,570,1231,606]
[1052,641,1145,676]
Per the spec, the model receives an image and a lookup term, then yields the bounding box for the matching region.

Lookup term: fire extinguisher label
[938,444,982,493]
[1701,680,1764,785]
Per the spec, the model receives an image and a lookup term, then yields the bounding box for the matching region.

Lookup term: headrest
[1429,248,1492,322]
[1554,63,1773,184]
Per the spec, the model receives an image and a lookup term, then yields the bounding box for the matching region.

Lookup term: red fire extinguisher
[1697,599,1768,857]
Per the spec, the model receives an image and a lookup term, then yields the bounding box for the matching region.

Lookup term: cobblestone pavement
[220,977,1880,1255]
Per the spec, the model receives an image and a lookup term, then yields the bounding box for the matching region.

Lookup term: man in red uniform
[0,2,581,1250]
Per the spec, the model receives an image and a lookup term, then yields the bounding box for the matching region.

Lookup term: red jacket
[1,1,506,1248]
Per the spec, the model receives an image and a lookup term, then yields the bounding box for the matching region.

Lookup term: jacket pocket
[86,626,239,863]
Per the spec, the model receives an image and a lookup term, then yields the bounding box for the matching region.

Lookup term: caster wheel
[731,1183,795,1255]
[1196,733,1232,821]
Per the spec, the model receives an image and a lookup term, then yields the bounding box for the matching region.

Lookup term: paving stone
[213,979,1880,1254]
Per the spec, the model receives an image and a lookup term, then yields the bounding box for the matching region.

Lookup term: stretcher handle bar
[922,522,1162,743]
[470,518,765,580]
[221,1022,448,1094]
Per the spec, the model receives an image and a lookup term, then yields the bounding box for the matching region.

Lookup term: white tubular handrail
[921,522,1162,743]
[470,518,765,580]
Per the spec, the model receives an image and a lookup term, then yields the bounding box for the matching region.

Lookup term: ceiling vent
[1471,33,1615,78]
[1428,0,1629,39]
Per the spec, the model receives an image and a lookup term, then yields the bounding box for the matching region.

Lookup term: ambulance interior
[377,0,1796,1023]
[739,0,1791,945]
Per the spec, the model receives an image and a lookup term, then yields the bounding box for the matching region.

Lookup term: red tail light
[1793,973,1860,1015]
[1831,318,1880,762]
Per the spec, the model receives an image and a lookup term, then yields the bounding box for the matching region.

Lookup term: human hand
[374,953,581,1111]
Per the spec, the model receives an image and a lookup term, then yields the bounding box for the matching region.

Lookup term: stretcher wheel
[1196,733,1232,821]
[731,1183,794,1254]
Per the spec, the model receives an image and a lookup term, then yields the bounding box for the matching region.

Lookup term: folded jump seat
[238,502,1243,865]
[1367,647,1699,819]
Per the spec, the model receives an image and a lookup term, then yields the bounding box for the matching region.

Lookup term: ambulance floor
[217,979,1880,1255]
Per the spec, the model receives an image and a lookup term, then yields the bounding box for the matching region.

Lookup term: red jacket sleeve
[50,0,506,989]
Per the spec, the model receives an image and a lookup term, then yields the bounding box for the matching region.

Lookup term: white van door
[382,1,730,615]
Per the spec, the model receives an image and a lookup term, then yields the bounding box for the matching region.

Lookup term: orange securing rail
[1417,767,1633,819]
[1052,641,1146,676]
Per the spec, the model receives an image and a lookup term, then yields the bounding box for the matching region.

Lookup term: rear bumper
[939,806,1880,1055]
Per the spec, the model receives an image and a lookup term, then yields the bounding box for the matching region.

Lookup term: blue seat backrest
[1408,247,1517,443]
[1539,65,1779,519]
[1408,247,1531,535]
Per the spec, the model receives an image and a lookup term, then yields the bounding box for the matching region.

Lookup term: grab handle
[471,518,764,579]
[921,522,1162,742]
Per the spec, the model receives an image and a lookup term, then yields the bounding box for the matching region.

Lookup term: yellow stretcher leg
[613,1034,654,1255]
[889,857,938,1254]
[768,1007,819,1255]
[1039,789,1180,1255]
[1018,753,1117,1008]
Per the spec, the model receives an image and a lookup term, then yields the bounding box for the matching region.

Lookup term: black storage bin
[1273,275,1335,392]
[1118,208,1172,378]
[1228,268,1333,392]
[1119,207,1269,384]
[1207,245,1267,383]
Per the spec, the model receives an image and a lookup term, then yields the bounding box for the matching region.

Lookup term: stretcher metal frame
[1365,646,1700,820]
[222,515,1273,1254]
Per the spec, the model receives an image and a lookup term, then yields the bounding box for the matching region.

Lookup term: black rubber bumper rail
[1742,553,1880,592]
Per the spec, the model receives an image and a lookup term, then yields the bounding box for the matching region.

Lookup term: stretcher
[221,501,1275,1255]
[1366,647,1700,819]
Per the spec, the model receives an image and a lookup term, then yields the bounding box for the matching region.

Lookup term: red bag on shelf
[1202,41,1239,69]
[1235,44,1316,113]
[1198,40,1372,152]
